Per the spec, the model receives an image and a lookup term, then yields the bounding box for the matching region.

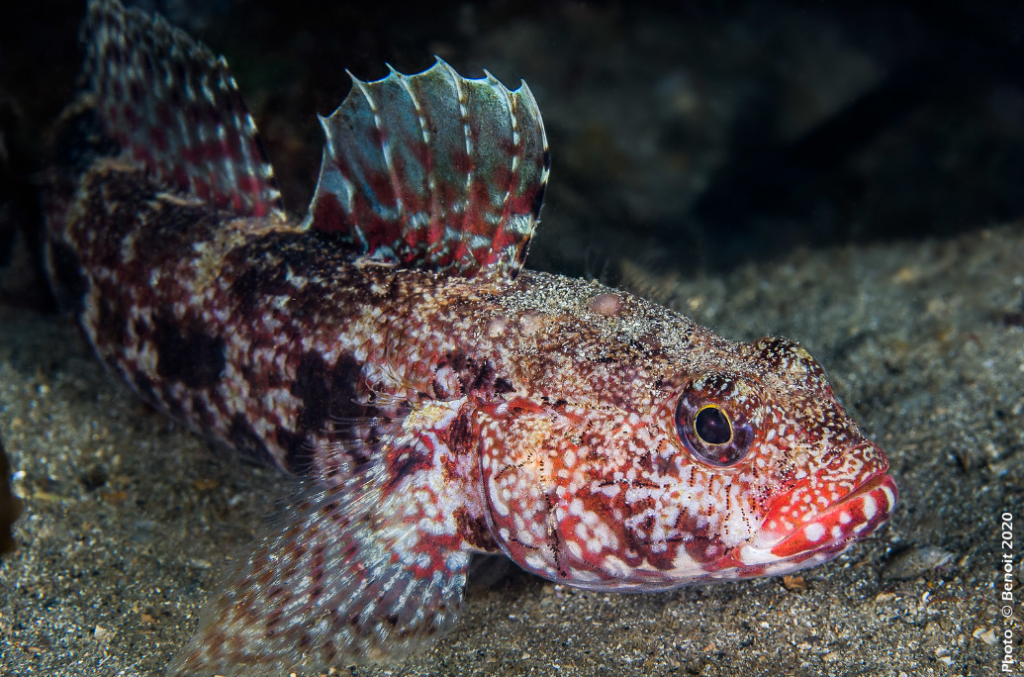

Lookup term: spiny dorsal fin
[85,0,283,218]
[306,59,549,280]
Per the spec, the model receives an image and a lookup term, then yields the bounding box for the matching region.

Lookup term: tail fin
[307,60,549,280]
[84,0,283,218]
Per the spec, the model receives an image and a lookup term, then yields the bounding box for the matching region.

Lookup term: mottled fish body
[43,1,897,674]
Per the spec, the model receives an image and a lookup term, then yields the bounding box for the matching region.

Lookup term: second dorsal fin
[306,59,549,280]
[85,0,283,218]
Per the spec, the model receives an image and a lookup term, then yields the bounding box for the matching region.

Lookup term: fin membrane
[84,0,283,218]
[169,445,471,675]
[307,59,549,280]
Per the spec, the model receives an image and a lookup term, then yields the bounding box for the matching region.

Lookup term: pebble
[0,436,19,556]
[882,545,955,580]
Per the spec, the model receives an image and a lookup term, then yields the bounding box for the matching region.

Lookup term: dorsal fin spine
[452,63,478,266]
[490,72,523,254]
[354,75,410,249]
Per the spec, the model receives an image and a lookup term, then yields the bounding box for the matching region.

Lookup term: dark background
[4,0,1024,305]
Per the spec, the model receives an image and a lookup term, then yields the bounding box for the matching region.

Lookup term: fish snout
[741,442,897,567]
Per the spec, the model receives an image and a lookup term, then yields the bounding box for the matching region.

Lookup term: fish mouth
[736,450,898,574]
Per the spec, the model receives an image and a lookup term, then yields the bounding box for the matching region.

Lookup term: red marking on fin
[169,442,471,674]
[306,59,550,280]
[85,0,283,219]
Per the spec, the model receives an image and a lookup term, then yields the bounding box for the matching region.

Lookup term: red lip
[768,472,898,559]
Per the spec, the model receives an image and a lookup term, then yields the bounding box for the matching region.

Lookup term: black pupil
[695,407,731,445]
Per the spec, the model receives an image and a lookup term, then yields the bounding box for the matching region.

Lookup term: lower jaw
[733,473,898,571]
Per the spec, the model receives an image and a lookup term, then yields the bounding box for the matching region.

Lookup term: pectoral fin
[169,450,471,675]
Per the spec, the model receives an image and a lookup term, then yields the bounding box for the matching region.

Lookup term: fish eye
[694,405,732,445]
[674,396,753,468]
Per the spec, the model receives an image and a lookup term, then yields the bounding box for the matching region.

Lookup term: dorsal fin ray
[84,0,284,218]
[306,59,549,280]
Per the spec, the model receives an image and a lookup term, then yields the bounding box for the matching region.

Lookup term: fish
[41,0,898,674]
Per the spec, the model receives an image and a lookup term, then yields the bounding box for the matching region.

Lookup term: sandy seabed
[2,222,1022,676]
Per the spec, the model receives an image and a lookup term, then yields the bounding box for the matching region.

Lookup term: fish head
[662,334,897,581]
[479,329,897,591]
